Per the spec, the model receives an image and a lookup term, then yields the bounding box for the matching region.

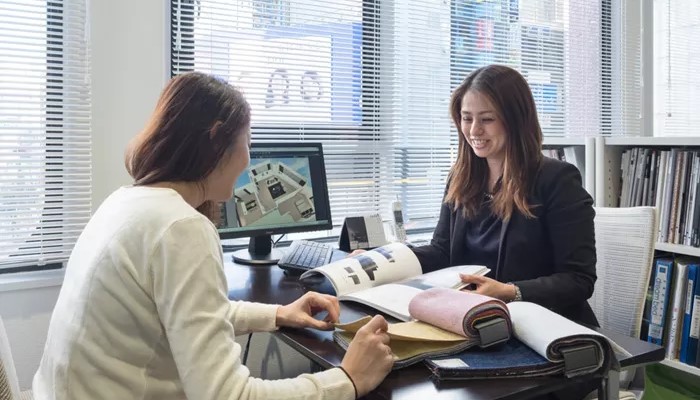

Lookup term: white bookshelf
[655,242,700,257]
[543,136,596,199]
[660,358,700,378]
[605,136,700,147]
[597,136,700,378]
[596,135,700,207]
[542,136,588,146]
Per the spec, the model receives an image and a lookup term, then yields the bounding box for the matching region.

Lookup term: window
[0,0,91,273]
[170,0,631,226]
[653,0,700,137]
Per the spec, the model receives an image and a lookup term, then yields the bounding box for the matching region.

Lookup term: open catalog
[299,242,492,321]
[299,243,512,369]
[425,302,629,380]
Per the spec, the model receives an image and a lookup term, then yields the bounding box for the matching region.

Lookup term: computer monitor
[217,142,333,265]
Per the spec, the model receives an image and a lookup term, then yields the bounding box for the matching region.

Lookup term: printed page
[339,283,422,321]
[398,265,490,290]
[299,242,422,296]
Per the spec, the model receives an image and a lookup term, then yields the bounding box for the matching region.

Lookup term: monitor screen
[217,142,332,242]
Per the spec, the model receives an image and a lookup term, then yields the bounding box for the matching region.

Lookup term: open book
[299,242,490,321]
[334,288,512,369]
[425,302,628,380]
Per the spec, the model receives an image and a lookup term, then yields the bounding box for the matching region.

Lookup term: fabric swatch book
[333,287,512,369]
[425,302,628,380]
[299,242,491,321]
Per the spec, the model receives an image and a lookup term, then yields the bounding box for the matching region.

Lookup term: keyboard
[278,240,335,274]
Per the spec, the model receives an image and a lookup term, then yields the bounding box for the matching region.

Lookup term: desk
[224,259,664,400]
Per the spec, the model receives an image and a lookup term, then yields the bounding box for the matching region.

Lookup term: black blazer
[413,157,598,326]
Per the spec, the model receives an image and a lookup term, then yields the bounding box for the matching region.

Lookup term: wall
[2,0,310,389]
[0,285,61,390]
[91,0,170,209]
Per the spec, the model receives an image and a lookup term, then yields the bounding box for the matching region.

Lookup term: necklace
[484,176,502,201]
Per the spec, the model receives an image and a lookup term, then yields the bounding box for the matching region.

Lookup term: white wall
[91,0,170,209]
[0,284,61,390]
[3,0,311,389]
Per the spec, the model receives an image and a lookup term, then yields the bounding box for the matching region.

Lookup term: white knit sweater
[32,186,354,400]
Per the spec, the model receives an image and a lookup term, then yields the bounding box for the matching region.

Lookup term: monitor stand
[232,234,284,266]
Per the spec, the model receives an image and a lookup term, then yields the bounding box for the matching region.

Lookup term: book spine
[684,154,698,245]
[668,151,682,243]
[619,150,629,207]
[648,259,674,345]
[655,152,668,239]
[660,149,677,243]
[648,149,658,206]
[689,268,700,366]
[680,264,698,364]
[666,261,688,359]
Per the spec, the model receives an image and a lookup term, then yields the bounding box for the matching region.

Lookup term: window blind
[653,0,700,137]
[0,0,91,272]
[170,0,625,225]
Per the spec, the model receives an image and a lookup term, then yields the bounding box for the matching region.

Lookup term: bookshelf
[654,242,700,258]
[542,136,588,146]
[597,135,700,377]
[660,359,700,378]
[543,136,596,199]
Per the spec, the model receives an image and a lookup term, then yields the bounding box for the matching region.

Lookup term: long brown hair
[446,65,543,221]
[125,72,250,221]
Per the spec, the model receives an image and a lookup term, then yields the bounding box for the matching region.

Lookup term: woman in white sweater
[33,72,394,400]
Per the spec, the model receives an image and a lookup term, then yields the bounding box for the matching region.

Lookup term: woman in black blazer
[412,65,598,327]
[412,65,598,400]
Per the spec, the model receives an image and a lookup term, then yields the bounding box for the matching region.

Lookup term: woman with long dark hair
[412,65,598,399]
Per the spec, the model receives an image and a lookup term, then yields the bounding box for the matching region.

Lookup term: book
[333,287,512,369]
[666,259,689,359]
[648,258,674,345]
[679,263,698,365]
[299,242,490,321]
[425,302,626,380]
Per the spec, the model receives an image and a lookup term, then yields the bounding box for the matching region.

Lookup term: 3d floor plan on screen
[222,158,316,228]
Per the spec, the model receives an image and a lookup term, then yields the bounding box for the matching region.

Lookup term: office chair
[589,206,656,338]
[588,206,657,400]
[0,316,33,400]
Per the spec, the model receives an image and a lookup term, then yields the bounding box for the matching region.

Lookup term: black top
[412,157,598,326]
[464,199,502,273]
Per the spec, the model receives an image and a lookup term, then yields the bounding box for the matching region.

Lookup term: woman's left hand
[459,274,515,302]
[275,291,340,331]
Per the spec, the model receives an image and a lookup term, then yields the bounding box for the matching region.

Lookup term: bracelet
[338,366,358,399]
[507,283,523,302]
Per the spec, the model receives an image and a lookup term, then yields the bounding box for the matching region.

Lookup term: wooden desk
[224,258,664,400]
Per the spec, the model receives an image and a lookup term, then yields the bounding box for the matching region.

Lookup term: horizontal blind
[0,0,91,272]
[170,0,616,225]
[451,1,638,137]
[653,0,700,137]
[171,0,393,225]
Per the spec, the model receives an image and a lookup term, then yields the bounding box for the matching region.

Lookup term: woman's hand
[459,274,516,302]
[346,249,366,257]
[275,291,340,331]
[341,315,394,397]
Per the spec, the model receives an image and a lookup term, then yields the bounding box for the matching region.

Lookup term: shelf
[605,136,700,147]
[660,358,700,378]
[654,242,700,257]
[542,136,587,146]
